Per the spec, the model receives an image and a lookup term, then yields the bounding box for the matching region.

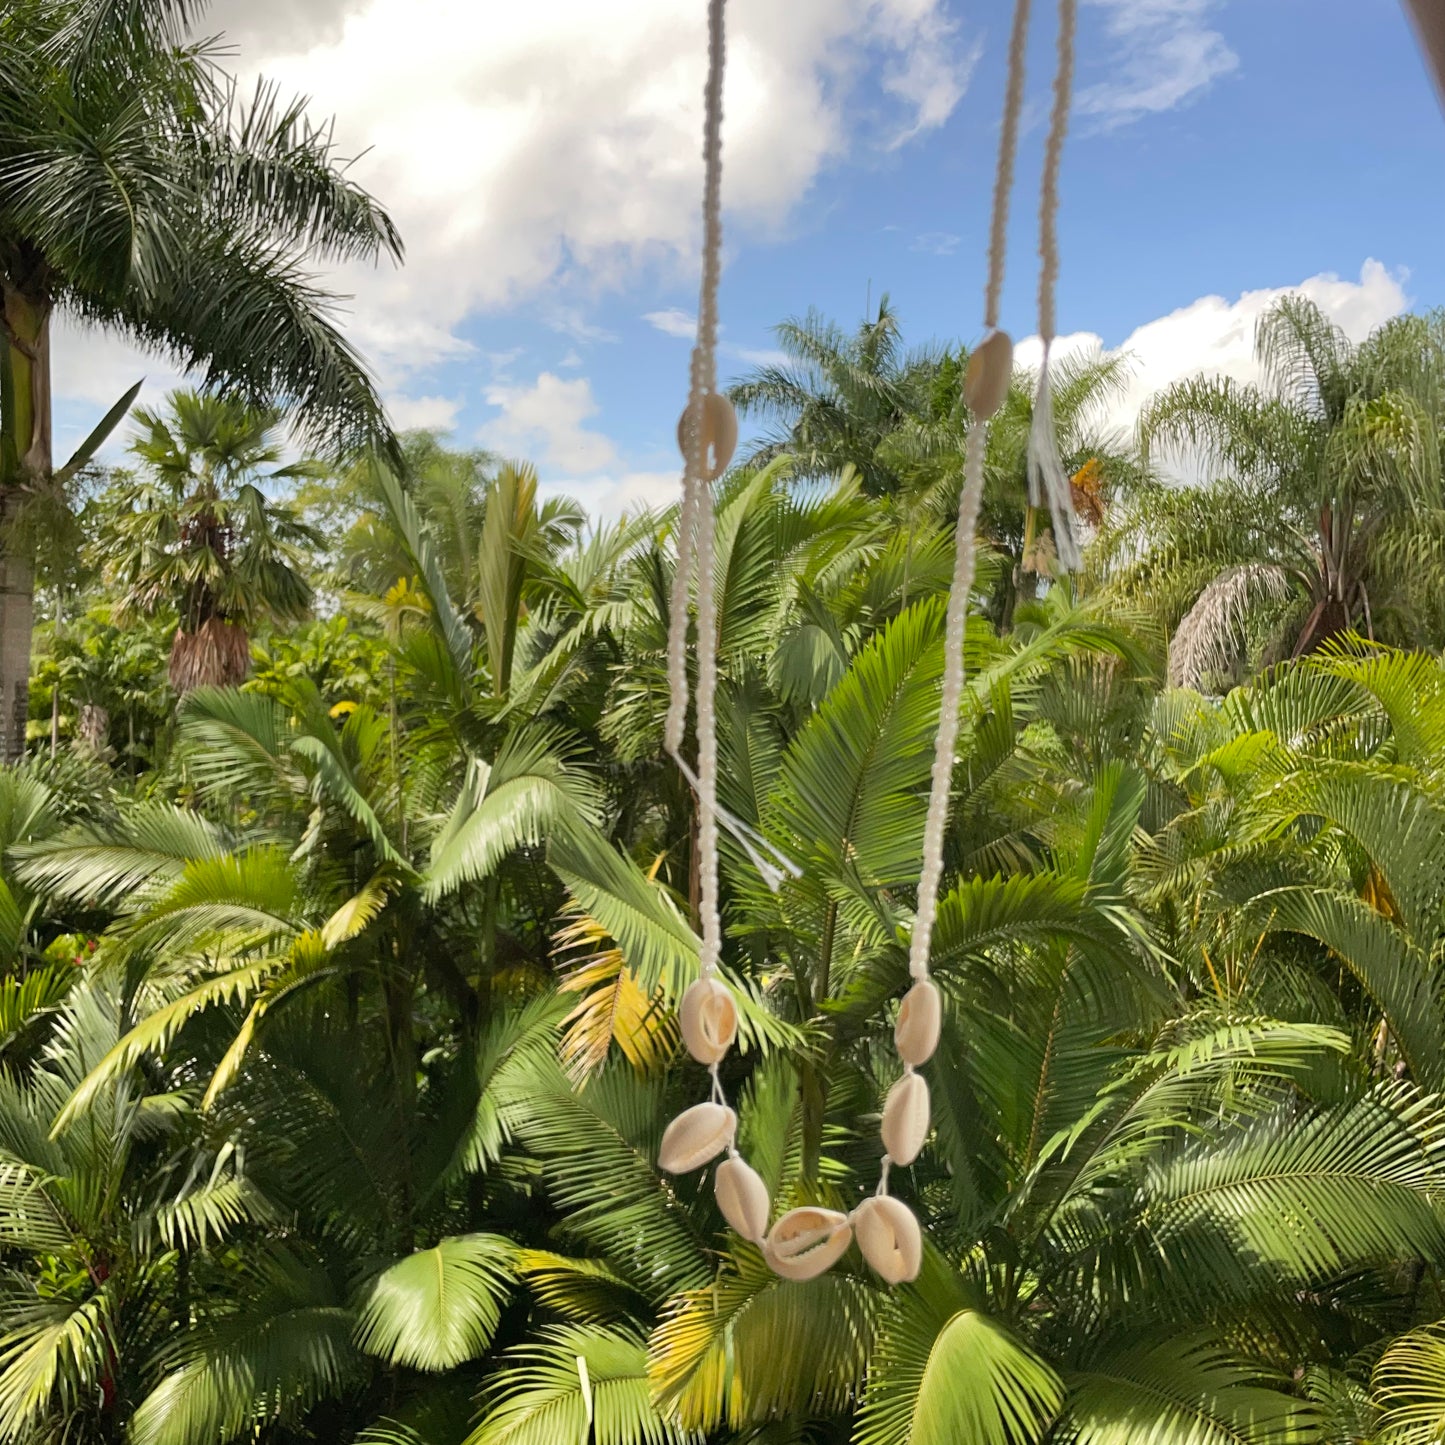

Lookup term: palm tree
[99,391,323,692]
[731,302,1140,626]
[729,297,944,497]
[0,0,402,753]
[880,346,1140,627]
[497,607,1445,1444]
[0,963,549,1445]
[1103,298,1445,686]
[25,442,1445,1444]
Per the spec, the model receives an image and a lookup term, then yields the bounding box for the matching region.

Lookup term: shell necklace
[657,0,1080,1286]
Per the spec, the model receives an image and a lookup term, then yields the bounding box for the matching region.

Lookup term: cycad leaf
[1145,1083,1445,1283]
[770,596,944,891]
[1256,885,1445,1088]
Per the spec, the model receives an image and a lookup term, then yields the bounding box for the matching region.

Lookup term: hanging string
[665,0,725,769]
[985,0,1033,332]
[907,0,1033,984]
[689,0,725,976]
[659,0,802,1278]
[665,0,799,908]
[1027,0,1082,573]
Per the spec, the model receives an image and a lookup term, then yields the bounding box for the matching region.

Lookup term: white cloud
[644,308,699,339]
[725,345,790,369]
[1078,0,1239,125]
[480,372,619,474]
[48,322,190,465]
[883,11,980,145]
[50,322,183,412]
[1014,260,1409,471]
[540,469,680,518]
[206,0,972,377]
[912,231,961,255]
[390,394,461,432]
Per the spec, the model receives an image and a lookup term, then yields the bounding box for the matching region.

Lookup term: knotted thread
[1027,0,1082,573]
[666,0,727,978]
[907,0,1033,987]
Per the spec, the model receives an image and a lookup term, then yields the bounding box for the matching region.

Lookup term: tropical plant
[0,0,401,752]
[2,313,1445,1445]
[730,302,1141,628]
[729,297,945,497]
[1100,298,1445,685]
[98,391,323,692]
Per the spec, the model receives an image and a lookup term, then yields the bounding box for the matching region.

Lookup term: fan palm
[0,0,402,752]
[99,390,324,691]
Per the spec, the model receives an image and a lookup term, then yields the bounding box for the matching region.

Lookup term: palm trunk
[0,279,51,763]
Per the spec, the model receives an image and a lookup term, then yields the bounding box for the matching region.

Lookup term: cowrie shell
[963,330,1013,420]
[676,392,738,481]
[895,979,942,1067]
[853,1195,923,1284]
[679,978,738,1066]
[715,1155,770,1242]
[659,1101,735,1175]
[881,1072,930,1166]
[764,1207,852,1282]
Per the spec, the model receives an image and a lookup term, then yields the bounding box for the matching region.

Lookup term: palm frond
[354,1234,516,1371]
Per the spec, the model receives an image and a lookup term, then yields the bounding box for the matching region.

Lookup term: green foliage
[4,292,1445,1445]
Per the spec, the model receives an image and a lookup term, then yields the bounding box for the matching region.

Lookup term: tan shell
[853,1195,923,1284]
[764,1207,853,1282]
[881,1072,930,1166]
[676,392,738,481]
[715,1155,770,1242]
[679,978,738,1066]
[963,330,1013,420]
[659,1101,735,1175]
[895,979,942,1067]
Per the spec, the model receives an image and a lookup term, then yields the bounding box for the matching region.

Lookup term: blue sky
[51,0,1445,512]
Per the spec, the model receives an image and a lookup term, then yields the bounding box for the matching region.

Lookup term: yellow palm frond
[556,857,677,1082]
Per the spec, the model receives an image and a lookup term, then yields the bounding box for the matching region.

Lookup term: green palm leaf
[425,733,599,901]
[1374,1323,1445,1444]
[855,1255,1063,1445]
[649,1247,877,1432]
[468,1324,694,1445]
[130,1301,360,1445]
[354,1234,516,1371]
[1060,1335,1317,1445]
[1145,1083,1445,1282]
[0,1295,113,1442]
